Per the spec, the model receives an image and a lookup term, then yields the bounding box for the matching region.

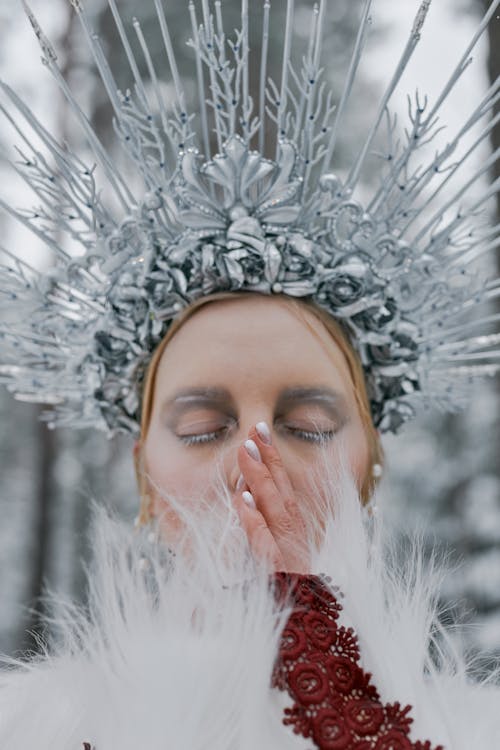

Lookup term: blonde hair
[134,291,384,523]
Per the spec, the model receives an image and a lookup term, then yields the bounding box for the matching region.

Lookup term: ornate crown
[1,0,500,436]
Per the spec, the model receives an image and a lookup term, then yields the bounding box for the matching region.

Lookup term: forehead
[155,296,355,398]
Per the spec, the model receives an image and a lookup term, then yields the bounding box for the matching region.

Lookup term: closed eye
[177,425,338,446]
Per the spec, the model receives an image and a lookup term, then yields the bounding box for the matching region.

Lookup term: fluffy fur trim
[1,440,499,749]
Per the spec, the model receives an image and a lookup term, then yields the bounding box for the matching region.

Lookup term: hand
[233,422,310,573]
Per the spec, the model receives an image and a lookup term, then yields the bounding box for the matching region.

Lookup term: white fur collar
[1,456,499,750]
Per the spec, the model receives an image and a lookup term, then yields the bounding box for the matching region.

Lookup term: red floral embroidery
[288,662,330,704]
[335,626,360,661]
[271,573,443,750]
[312,707,353,749]
[374,731,412,749]
[344,699,384,735]
[281,613,309,660]
[304,610,337,650]
[325,655,359,694]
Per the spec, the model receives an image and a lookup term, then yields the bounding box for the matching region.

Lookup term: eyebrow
[162,385,348,420]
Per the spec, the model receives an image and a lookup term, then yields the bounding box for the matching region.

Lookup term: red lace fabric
[271,572,443,750]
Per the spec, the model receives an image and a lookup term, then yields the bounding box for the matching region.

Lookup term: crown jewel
[1,0,500,436]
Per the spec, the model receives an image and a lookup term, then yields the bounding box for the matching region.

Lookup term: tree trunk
[481,1,500,467]
[21,416,56,652]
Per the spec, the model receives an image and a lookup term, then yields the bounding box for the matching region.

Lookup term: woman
[1,1,500,748]
[135,292,381,545]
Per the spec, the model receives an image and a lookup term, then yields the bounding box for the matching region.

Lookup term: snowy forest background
[0,0,499,670]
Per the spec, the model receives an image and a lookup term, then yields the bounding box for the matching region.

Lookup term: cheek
[144,435,212,546]
[143,426,212,499]
[285,420,369,514]
[346,420,370,484]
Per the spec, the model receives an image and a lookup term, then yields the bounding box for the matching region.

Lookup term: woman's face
[140,295,370,529]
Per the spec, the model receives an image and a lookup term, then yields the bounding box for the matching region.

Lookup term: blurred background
[0,0,499,671]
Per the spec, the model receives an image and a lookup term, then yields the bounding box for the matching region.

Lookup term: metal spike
[189,1,210,157]
[276,0,294,154]
[346,0,432,190]
[259,1,271,153]
[22,0,58,63]
[107,0,151,110]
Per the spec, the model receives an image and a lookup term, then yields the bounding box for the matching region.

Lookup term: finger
[233,489,287,571]
[236,447,310,574]
[237,435,309,570]
[237,440,287,527]
[238,429,302,533]
[251,422,296,500]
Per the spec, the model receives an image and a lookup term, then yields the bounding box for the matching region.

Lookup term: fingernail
[236,473,245,491]
[242,490,256,509]
[256,421,272,445]
[244,439,262,462]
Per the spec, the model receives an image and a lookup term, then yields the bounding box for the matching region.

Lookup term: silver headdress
[1,0,500,436]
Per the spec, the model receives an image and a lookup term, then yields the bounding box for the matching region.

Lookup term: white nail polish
[236,473,245,491]
[256,421,272,445]
[244,439,262,462]
[242,490,256,509]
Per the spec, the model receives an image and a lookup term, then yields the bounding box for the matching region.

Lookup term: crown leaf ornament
[1,0,500,436]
